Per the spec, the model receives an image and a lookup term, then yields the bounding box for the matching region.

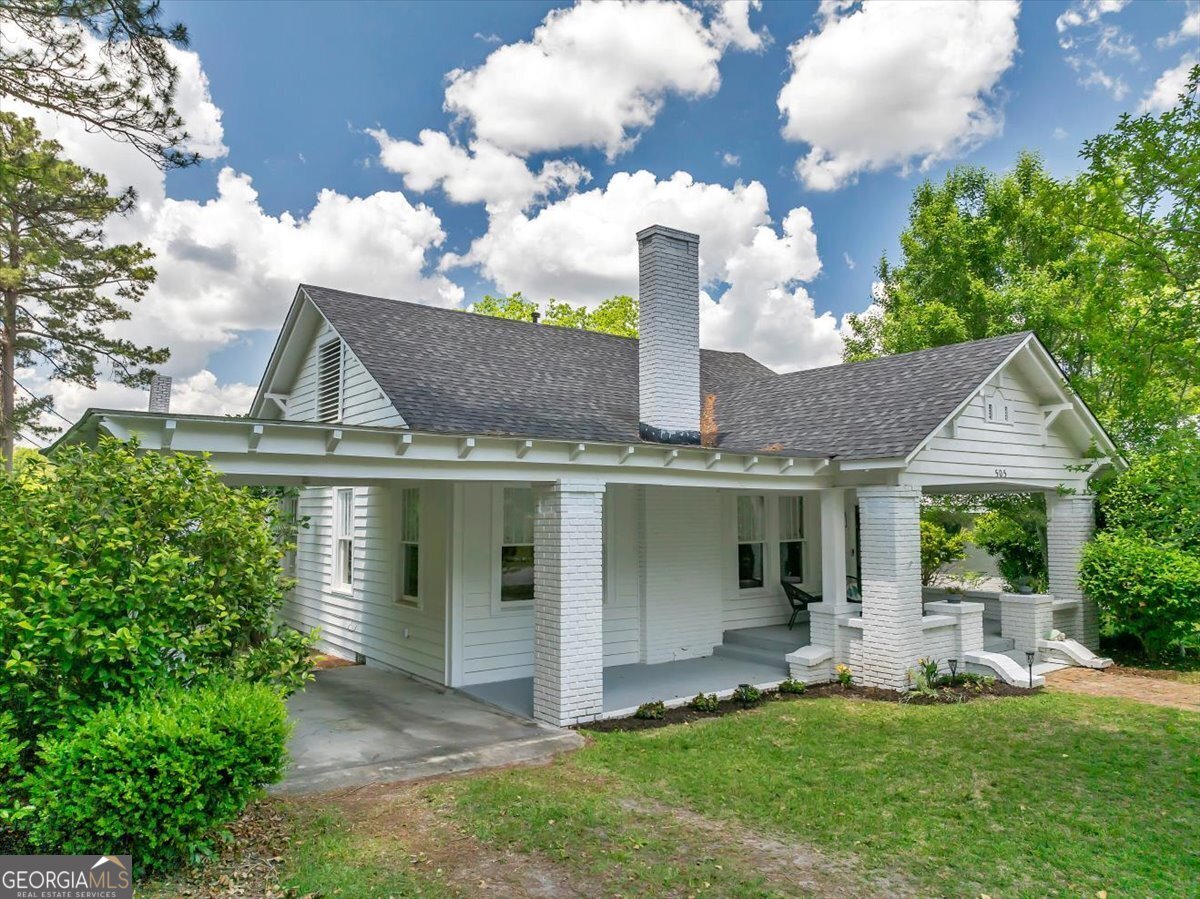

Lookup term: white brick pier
[858,485,924,691]
[532,479,606,726]
[1046,492,1098,650]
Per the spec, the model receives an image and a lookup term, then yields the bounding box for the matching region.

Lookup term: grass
[138,692,1200,897]
[449,693,1200,898]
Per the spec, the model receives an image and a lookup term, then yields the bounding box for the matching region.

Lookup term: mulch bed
[580,680,1038,733]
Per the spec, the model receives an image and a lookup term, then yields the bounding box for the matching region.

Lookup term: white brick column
[858,485,924,691]
[533,479,606,727]
[1046,492,1097,650]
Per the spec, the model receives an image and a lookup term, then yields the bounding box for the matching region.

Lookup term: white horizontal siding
[640,486,723,663]
[283,483,447,682]
[908,367,1086,488]
[285,318,405,426]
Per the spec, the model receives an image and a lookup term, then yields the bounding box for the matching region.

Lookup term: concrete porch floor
[463,649,791,720]
[276,665,582,794]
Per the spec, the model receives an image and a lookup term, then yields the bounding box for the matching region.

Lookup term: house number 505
[994,468,1008,478]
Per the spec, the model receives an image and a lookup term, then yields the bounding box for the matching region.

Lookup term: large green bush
[0,438,314,746]
[919,518,969,585]
[972,494,1049,591]
[1080,533,1200,658]
[25,680,289,875]
[1084,432,1200,656]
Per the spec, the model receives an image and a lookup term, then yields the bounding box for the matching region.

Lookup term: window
[736,495,765,589]
[280,493,299,578]
[332,487,354,592]
[397,487,420,606]
[316,338,343,423]
[779,495,805,584]
[500,487,535,603]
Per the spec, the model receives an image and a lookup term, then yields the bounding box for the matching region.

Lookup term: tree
[472,292,639,338]
[0,0,195,168]
[0,113,167,468]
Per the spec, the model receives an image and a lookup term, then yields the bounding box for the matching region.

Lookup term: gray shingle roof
[302,284,1030,460]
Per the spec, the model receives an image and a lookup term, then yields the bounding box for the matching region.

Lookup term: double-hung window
[397,487,420,606]
[736,495,765,589]
[500,487,535,603]
[332,487,354,592]
[779,495,805,584]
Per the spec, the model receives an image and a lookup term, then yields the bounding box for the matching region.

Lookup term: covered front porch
[464,625,797,719]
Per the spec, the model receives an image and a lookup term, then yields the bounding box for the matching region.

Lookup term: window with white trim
[332,487,354,592]
[316,337,343,423]
[779,495,805,584]
[736,494,765,589]
[397,487,420,606]
[500,486,535,603]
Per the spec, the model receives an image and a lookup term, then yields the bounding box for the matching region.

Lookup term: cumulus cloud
[368,128,589,216]
[721,152,741,167]
[442,0,762,159]
[443,170,842,371]
[1157,5,1199,48]
[776,0,1019,191]
[1140,55,1199,113]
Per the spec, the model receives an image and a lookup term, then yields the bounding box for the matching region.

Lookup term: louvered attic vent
[316,337,343,423]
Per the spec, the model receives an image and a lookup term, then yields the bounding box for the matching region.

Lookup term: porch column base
[924,600,985,657]
[858,485,923,691]
[1000,593,1055,657]
[533,479,605,727]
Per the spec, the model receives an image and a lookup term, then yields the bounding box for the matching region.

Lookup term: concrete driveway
[275,665,583,794]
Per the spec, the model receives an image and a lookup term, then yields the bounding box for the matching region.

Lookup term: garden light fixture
[1025,650,1036,688]
[948,658,958,680]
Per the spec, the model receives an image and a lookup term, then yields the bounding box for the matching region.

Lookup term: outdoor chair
[781,580,820,630]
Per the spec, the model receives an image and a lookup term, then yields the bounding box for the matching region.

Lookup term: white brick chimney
[636,224,701,444]
[148,375,172,413]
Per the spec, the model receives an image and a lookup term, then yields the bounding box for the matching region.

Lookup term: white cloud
[444,169,843,371]
[776,0,1019,191]
[368,128,589,216]
[842,252,855,270]
[1158,5,1199,48]
[442,0,762,159]
[706,0,768,52]
[1053,126,1069,140]
[721,152,741,167]
[1057,0,1139,99]
[1140,55,1199,113]
[473,32,501,44]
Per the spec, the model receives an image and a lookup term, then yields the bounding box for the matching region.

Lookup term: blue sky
[19,0,1200,427]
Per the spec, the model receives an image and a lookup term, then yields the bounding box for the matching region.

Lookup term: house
[54,225,1120,727]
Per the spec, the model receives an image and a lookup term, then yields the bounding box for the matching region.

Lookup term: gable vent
[316,337,343,423]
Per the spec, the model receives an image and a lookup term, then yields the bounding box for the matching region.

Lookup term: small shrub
[732,683,761,707]
[634,700,666,720]
[25,680,289,876]
[688,692,720,712]
[0,713,30,845]
[778,677,807,695]
[834,664,853,686]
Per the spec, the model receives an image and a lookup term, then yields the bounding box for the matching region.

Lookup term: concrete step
[712,643,787,667]
[721,627,806,654]
[963,650,1046,687]
[984,636,1015,653]
[999,649,1069,678]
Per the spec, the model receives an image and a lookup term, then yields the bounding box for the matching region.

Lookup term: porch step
[721,626,807,655]
[984,636,1015,653]
[963,650,1046,687]
[712,643,789,667]
[1000,649,1071,676]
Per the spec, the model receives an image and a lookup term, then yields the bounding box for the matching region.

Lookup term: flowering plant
[834,664,853,686]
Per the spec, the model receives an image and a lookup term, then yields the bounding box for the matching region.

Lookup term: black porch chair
[781,580,820,630]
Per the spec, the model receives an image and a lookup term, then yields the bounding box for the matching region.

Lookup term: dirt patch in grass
[582,681,1037,733]
[136,800,294,898]
[302,781,588,898]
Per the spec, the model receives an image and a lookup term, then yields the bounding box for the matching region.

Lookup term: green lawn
[140,692,1200,898]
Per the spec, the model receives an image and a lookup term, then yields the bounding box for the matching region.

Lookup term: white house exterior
[55,225,1121,727]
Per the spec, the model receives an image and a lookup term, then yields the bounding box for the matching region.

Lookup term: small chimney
[636,224,700,444]
[148,375,172,413]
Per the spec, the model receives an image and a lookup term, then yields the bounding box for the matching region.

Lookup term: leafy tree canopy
[0,0,195,168]
[0,112,167,467]
[844,67,1200,451]
[472,292,639,338]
